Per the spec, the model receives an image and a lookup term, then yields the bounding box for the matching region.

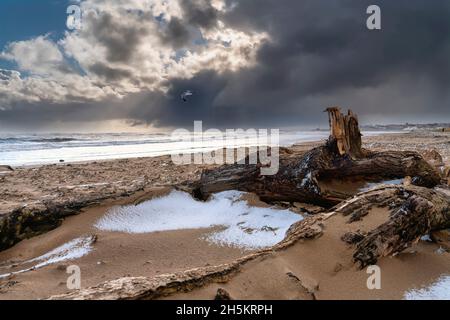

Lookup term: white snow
[0,236,94,279]
[404,275,450,300]
[300,172,312,187]
[95,190,302,249]
[359,179,404,192]
[420,234,432,242]
[28,236,94,268]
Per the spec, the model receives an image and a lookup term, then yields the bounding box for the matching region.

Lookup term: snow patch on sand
[95,190,302,249]
[404,275,450,300]
[0,236,95,279]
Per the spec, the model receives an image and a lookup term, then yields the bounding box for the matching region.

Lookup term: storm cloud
[1,0,449,131]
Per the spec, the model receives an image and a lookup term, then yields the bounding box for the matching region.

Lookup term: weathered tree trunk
[330,185,450,268]
[188,108,441,206]
[326,107,365,159]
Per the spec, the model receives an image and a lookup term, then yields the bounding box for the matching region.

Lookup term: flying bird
[181,90,193,102]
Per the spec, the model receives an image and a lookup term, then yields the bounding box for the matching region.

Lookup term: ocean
[0,130,390,167]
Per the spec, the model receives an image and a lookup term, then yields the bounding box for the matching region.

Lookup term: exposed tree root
[330,185,450,268]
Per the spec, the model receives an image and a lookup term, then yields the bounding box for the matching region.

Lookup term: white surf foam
[95,190,302,249]
[404,275,450,300]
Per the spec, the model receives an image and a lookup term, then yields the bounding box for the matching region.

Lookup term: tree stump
[326,107,365,159]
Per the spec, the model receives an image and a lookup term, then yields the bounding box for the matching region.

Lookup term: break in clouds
[0,0,449,130]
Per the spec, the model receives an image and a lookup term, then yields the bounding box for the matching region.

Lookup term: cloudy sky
[0,0,449,132]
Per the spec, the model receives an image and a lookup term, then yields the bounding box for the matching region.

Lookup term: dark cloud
[180,0,219,29]
[204,0,450,125]
[224,0,450,92]
[88,62,132,81]
[158,0,219,48]
[144,0,450,127]
[159,17,192,48]
[2,0,450,130]
[85,11,150,63]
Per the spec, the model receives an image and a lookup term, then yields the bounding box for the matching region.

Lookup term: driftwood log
[330,185,450,267]
[185,107,448,266]
[191,108,441,207]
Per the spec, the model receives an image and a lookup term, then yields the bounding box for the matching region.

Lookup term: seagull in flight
[181,90,193,102]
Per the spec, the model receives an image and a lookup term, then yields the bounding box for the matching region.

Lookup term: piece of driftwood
[331,185,450,268]
[190,108,441,206]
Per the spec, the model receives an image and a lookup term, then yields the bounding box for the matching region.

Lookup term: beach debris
[214,288,232,300]
[189,107,441,207]
[334,185,450,268]
[48,259,254,300]
[0,200,99,251]
[341,231,366,244]
[181,90,193,102]
[421,149,444,169]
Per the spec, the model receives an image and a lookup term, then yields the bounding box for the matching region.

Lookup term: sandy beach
[0,131,449,300]
[2,0,450,305]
